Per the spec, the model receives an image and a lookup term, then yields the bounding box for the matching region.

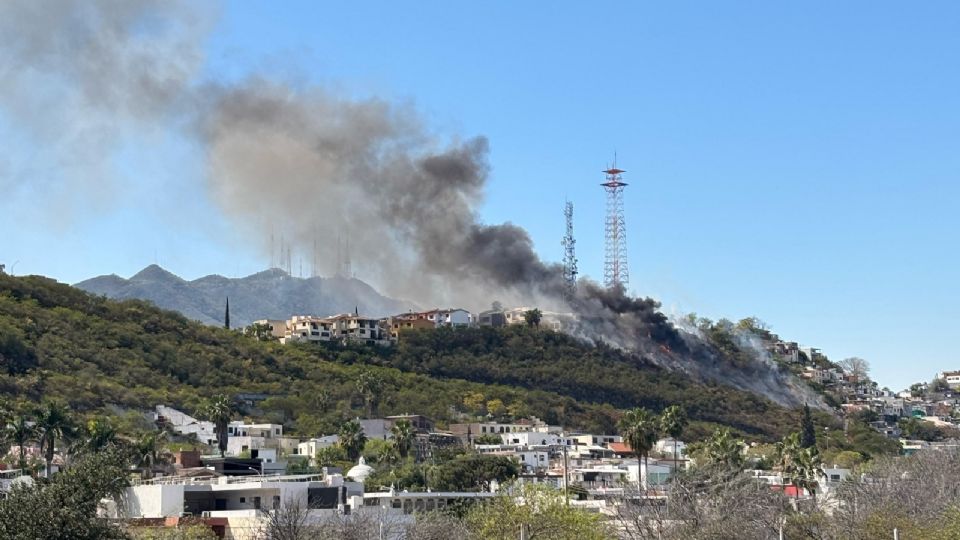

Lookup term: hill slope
[75,265,416,327]
[0,273,799,440]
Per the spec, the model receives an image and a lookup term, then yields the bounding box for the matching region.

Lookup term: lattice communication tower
[561,201,578,298]
[602,163,629,288]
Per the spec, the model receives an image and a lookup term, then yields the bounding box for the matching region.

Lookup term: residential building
[940,370,960,390]
[386,309,472,339]
[571,434,623,447]
[154,405,217,446]
[449,418,561,443]
[476,309,506,327]
[502,307,577,332]
[294,436,339,461]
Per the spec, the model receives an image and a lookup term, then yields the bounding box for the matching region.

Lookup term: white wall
[121,485,185,518]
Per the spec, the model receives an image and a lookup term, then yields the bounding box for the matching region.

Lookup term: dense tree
[426,454,518,491]
[243,322,278,341]
[930,377,951,393]
[523,308,542,328]
[473,433,503,445]
[465,483,609,540]
[0,322,36,375]
[619,408,659,489]
[800,404,817,449]
[199,394,233,457]
[0,448,131,539]
[338,419,367,462]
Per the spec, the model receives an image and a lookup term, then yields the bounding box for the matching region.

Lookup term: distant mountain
[75,265,417,327]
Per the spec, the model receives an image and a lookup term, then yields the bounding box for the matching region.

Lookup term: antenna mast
[602,158,629,289]
[562,201,578,299]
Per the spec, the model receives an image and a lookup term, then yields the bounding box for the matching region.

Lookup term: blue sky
[2,1,959,390]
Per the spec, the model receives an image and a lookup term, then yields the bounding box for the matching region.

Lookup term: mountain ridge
[75,264,417,327]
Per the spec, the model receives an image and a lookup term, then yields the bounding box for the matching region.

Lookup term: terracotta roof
[609,442,635,454]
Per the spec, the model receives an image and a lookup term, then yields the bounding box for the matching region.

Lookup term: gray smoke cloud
[202,80,564,306]
[0,0,825,409]
[0,1,209,218]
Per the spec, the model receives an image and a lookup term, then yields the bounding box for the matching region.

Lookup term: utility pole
[563,442,569,506]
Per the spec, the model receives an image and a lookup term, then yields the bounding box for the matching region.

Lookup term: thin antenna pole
[562,201,578,300]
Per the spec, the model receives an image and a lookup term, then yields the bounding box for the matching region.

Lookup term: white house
[572,434,623,447]
[155,405,217,446]
[295,436,339,461]
[114,473,361,540]
[500,432,576,448]
[654,438,686,458]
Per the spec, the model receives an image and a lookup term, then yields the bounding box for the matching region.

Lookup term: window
[240,497,246,503]
[275,428,280,435]
[273,496,281,509]
[253,497,261,509]
[392,499,402,509]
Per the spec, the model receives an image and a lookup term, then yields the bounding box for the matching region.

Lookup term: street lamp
[247,466,264,480]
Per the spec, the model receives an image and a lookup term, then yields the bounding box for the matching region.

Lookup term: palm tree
[705,427,744,471]
[776,432,803,500]
[618,407,659,490]
[73,417,118,455]
[36,401,75,478]
[200,394,233,457]
[5,415,35,473]
[338,419,368,462]
[776,432,823,501]
[391,420,415,460]
[659,405,688,468]
[355,370,383,418]
[133,431,171,479]
[794,447,824,500]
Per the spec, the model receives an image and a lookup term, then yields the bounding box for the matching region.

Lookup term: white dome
[347,456,375,482]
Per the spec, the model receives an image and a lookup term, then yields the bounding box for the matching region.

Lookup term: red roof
[609,442,635,455]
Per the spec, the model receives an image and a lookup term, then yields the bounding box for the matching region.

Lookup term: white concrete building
[294,436,339,461]
[155,405,217,446]
[500,432,576,448]
[114,473,361,540]
[572,434,623,447]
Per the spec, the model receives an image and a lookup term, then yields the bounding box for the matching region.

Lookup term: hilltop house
[262,313,392,346]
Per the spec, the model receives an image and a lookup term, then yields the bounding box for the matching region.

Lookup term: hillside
[75,264,415,327]
[0,273,801,441]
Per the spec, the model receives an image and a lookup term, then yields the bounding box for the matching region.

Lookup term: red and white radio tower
[602,160,629,289]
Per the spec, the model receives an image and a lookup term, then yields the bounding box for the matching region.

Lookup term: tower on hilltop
[602,160,629,289]
[562,201,578,299]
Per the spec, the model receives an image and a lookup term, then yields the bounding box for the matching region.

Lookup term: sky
[2,1,959,391]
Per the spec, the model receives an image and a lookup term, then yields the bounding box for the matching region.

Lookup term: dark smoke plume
[0,0,825,409]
